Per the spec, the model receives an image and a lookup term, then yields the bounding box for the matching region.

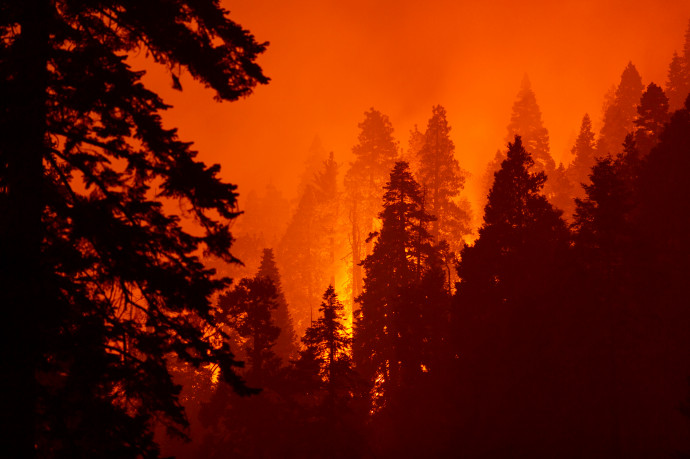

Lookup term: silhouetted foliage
[666,20,690,111]
[598,62,645,156]
[506,76,555,176]
[345,108,400,303]
[0,1,267,455]
[665,51,688,111]
[278,153,339,334]
[633,82,670,157]
[453,136,571,455]
[568,114,598,195]
[416,105,472,250]
[257,248,298,363]
[217,277,281,385]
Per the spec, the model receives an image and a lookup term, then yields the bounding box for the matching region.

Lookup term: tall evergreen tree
[355,161,436,407]
[279,153,339,335]
[453,136,570,454]
[458,136,568,309]
[313,152,339,285]
[217,277,281,386]
[0,1,267,455]
[598,62,645,156]
[665,51,688,111]
[556,113,598,217]
[568,113,598,191]
[633,82,670,157]
[344,108,399,304]
[277,185,322,332]
[416,105,471,249]
[257,248,298,363]
[300,286,354,403]
[505,76,555,176]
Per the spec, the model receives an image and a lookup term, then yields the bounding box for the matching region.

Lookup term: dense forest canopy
[3,1,690,458]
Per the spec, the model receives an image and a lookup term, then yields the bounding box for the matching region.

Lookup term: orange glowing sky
[139,0,690,212]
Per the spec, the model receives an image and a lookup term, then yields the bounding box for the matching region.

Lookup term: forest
[2,1,690,458]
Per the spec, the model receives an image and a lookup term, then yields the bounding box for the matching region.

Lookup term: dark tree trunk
[0,1,50,455]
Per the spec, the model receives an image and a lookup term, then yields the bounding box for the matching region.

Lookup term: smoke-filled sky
[140,0,690,209]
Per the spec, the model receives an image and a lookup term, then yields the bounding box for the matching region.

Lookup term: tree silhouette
[568,114,598,193]
[344,109,399,304]
[313,152,340,286]
[217,277,281,386]
[257,248,298,363]
[278,153,339,334]
[355,161,436,407]
[300,286,355,405]
[505,76,555,177]
[454,136,570,454]
[665,51,688,111]
[633,82,670,157]
[552,113,598,218]
[664,21,690,111]
[598,62,644,156]
[0,1,267,455]
[416,105,471,250]
[458,136,568,310]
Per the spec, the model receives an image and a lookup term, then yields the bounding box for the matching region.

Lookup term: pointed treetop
[506,79,553,174]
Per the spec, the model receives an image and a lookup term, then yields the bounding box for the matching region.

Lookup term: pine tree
[568,114,598,191]
[633,82,670,157]
[344,109,399,304]
[300,286,354,402]
[416,105,471,249]
[277,186,322,332]
[452,136,570,454]
[505,76,555,176]
[458,136,568,309]
[598,62,645,156]
[257,248,298,363]
[0,1,267,455]
[313,152,339,285]
[279,154,339,335]
[217,277,281,386]
[355,161,436,408]
[665,51,688,111]
[558,113,599,217]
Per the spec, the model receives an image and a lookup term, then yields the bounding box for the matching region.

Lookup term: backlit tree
[0,0,267,455]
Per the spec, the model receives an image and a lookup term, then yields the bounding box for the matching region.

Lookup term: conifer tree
[505,76,555,176]
[458,136,568,309]
[665,51,688,111]
[416,105,471,249]
[598,62,645,156]
[300,286,354,402]
[554,113,599,217]
[0,1,267,455]
[633,82,670,157]
[344,109,399,306]
[257,248,298,363]
[568,113,598,191]
[313,152,339,285]
[279,153,339,335]
[453,136,570,454]
[217,277,281,386]
[355,161,437,407]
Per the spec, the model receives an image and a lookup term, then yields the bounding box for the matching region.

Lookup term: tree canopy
[0,0,268,455]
